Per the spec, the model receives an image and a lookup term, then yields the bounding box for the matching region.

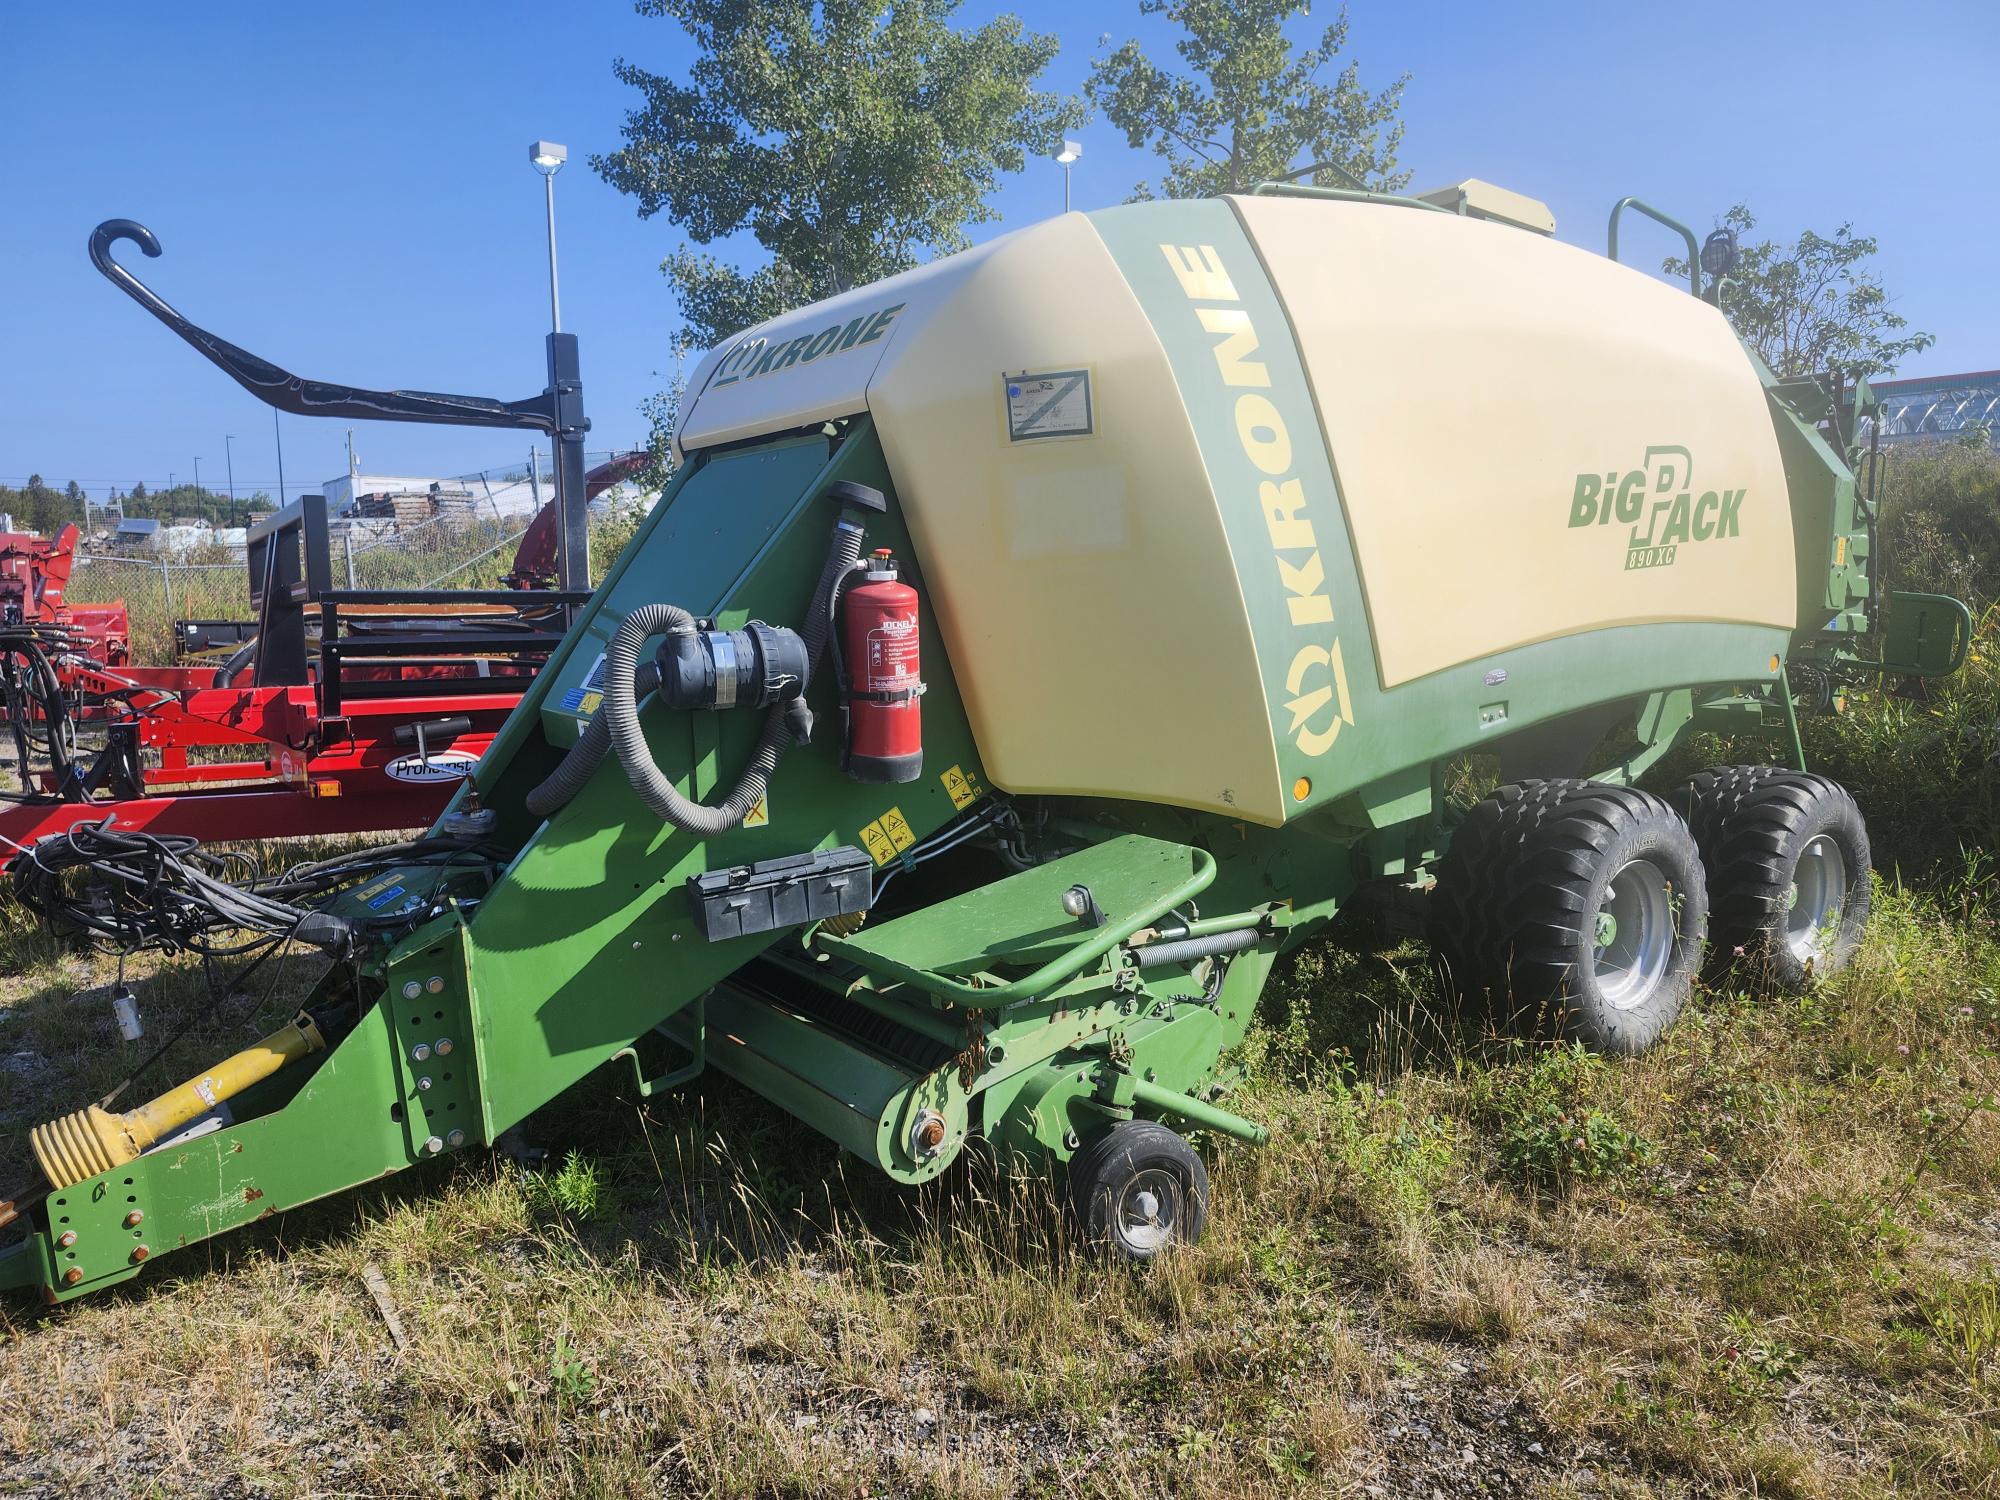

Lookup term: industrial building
[1861,369,2000,449]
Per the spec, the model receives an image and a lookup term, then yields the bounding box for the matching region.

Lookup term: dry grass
[2,863,1995,1498]
[3,632,2000,1496]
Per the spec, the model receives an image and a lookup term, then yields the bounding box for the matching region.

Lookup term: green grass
[2,464,1996,1496]
[2,812,1996,1496]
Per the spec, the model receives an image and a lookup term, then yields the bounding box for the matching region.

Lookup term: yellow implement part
[30,1012,326,1189]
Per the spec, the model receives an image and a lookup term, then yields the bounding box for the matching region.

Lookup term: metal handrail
[1607,197,1701,297]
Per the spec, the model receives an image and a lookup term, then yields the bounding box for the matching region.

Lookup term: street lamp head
[529,140,568,176]
[1056,140,1082,165]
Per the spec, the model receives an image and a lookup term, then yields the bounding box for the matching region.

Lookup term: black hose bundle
[525,509,863,830]
[212,636,259,689]
[0,625,85,800]
[522,661,656,818]
[10,823,500,958]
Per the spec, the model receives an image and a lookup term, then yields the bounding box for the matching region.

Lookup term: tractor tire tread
[1067,1119,1209,1262]
[1681,766,1870,989]
[1431,778,1707,1053]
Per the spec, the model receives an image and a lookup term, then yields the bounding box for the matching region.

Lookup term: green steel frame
[2,420,1290,1301]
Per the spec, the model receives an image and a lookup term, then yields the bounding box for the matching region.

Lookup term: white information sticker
[1004,369,1094,441]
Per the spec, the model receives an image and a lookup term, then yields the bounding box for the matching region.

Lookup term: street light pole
[543,171,560,332]
[529,139,588,593]
[225,435,235,507]
[193,455,201,499]
[1056,139,1082,213]
[530,140,567,335]
[274,409,287,506]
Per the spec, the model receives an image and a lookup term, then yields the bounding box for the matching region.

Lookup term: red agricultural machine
[0,522,130,665]
[0,219,649,872]
[0,496,588,867]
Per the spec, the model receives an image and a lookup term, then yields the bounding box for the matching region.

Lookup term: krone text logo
[706,303,905,392]
[1160,240,1352,760]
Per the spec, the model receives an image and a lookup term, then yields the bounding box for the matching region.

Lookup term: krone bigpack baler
[2,183,1970,1296]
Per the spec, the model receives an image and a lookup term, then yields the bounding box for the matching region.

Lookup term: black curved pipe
[88,219,556,434]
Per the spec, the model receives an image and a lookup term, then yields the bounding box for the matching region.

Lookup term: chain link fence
[64,555,245,661]
[63,455,651,663]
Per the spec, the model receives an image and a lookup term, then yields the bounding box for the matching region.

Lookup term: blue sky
[4,1,1994,501]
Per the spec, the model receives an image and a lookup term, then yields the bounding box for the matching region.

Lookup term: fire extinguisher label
[865,618,920,686]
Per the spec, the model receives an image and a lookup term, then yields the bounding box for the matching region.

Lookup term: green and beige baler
[2,181,1970,1297]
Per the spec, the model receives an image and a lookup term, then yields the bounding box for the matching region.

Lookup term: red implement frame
[0,663,524,866]
[0,524,130,665]
[0,494,590,870]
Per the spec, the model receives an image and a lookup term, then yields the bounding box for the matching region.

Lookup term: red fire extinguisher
[840,548,923,783]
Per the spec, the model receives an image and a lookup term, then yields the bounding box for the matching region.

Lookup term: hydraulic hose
[527,513,863,831]
[212,636,259,688]
[522,660,656,818]
[1,633,80,798]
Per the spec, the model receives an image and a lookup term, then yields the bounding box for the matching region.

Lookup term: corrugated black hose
[526,512,862,831]
[603,516,861,834]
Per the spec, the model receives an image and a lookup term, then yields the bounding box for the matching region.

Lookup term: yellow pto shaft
[30,1012,326,1190]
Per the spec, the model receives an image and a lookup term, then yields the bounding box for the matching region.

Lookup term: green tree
[1088,0,1408,200]
[630,335,693,494]
[595,0,1084,350]
[1666,205,1933,382]
[13,475,58,534]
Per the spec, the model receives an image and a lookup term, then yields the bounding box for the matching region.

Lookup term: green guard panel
[457,424,991,1138]
[833,833,1199,977]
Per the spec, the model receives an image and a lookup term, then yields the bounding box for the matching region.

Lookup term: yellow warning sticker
[880,807,915,852]
[578,690,603,717]
[743,795,769,828]
[941,764,984,809]
[859,820,898,866]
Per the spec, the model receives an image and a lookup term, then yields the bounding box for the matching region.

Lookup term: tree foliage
[0,478,266,538]
[595,0,1084,350]
[1876,442,2000,610]
[0,477,74,536]
[631,336,692,495]
[1088,0,1408,200]
[1666,204,1933,383]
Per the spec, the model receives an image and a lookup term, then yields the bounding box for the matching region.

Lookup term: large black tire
[1430,780,1709,1055]
[1680,766,1871,991]
[1067,1120,1208,1262]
